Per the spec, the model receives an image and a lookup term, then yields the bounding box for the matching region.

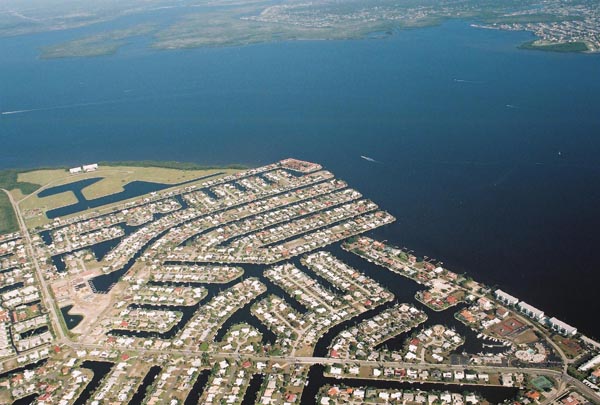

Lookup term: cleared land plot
[22,191,79,214]
[16,166,241,227]
[488,317,535,345]
[552,335,585,359]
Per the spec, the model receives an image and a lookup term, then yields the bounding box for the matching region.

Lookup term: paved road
[2,189,66,341]
[62,340,598,399]
[3,187,599,402]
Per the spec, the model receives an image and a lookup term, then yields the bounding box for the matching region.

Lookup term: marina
[1,159,600,404]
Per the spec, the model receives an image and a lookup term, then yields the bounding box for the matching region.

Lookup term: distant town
[472,2,600,52]
[1,159,600,404]
[3,0,599,58]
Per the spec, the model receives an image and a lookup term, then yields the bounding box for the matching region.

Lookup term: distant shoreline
[31,12,598,60]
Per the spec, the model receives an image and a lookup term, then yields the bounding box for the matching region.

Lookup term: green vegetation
[51,290,76,339]
[0,169,44,233]
[3,0,597,59]
[2,0,596,55]
[552,335,585,359]
[99,160,248,171]
[0,169,42,194]
[519,40,589,53]
[567,365,588,381]
[0,193,18,234]
[40,24,157,59]
[397,251,409,262]
[569,351,595,379]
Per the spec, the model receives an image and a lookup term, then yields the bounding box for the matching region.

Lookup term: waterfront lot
[15,165,240,228]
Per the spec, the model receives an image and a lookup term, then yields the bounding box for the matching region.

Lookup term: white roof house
[83,163,99,172]
[517,302,545,320]
[579,354,600,371]
[548,317,577,336]
[495,289,519,305]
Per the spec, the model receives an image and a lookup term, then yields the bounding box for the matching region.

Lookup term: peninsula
[2,0,598,57]
[0,159,599,405]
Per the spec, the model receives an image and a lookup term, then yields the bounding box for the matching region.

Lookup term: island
[1,158,599,405]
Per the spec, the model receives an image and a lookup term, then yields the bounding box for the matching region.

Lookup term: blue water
[301,365,518,405]
[60,305,83,330]
[1,20,600,339]
[38,173,220,218]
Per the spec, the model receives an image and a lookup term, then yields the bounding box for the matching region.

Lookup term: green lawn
[99,160,247,170]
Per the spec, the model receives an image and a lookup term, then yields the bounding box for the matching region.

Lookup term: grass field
[0,163,244,232]
[0,169,44,233]
[17,189,80,230]
[19,166,240,201]
[15,165,242,229]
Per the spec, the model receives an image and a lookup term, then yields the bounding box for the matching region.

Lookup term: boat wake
[454,78,484,84]
[360,156,380,163]
[1,109,36,115]
[1,95,147,116]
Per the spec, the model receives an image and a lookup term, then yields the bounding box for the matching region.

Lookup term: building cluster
[245,0,600,54]
[257,363,308,404]
[110,307,183,334]
[326,363,518,388]
[0,235,51,365]
[45,197,181,257]
[328,303,427,361]
[455,296,528,358]
[495,289,578,336]
[478,16,600,52]
[141,356,205,404]
[69,163,99,174]
[344,237,465,311]
[3,158,600,403]
[242,1,471,35]
[319,385,483,404]
[216,323,262,354]
[151,264,244,284]
[123,282,206,306]
[255,252,393,356]
[578,354,600,393]
[88,359,147,403]
[201,358,256,404]
[402,325,465,363]
[172,279,266,349]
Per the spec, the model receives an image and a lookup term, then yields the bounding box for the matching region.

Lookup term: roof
[495,289,519,303]
[549,317,577,332]
[518,301,545,317]
[562,396,580,405]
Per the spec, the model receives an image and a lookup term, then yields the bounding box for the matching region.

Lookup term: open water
[1,17,600,340]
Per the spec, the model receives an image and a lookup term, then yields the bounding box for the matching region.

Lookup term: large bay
[2,19,600,337]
